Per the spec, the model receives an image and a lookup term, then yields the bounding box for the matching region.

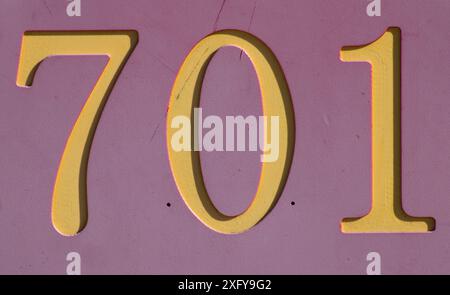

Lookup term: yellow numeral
[340,27,435,233]
[167,30,294,234]
[17,31,138,236]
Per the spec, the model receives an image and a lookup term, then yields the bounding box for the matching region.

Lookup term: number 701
[16,27,435,236]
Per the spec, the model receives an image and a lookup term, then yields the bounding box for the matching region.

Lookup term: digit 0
[166,30,295,234]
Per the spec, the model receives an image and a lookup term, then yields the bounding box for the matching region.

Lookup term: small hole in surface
[166,203,171,207]
[291,201,296,206]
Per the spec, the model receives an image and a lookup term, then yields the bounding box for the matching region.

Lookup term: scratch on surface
[175,48,210,100]
[42,0,52,15]
[152,54,176,74]
[323,114,330,127]
[213,0,227,32]
[240,1,258,60]
[150,123,161,143]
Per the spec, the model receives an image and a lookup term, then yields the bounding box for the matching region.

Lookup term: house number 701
[16,27,435,236]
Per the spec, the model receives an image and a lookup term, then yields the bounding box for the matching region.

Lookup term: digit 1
[340,27,435,233]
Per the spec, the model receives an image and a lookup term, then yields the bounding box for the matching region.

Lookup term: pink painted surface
[0,0,449,274]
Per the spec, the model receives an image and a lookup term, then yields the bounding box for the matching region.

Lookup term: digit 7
[16,31,138,236]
